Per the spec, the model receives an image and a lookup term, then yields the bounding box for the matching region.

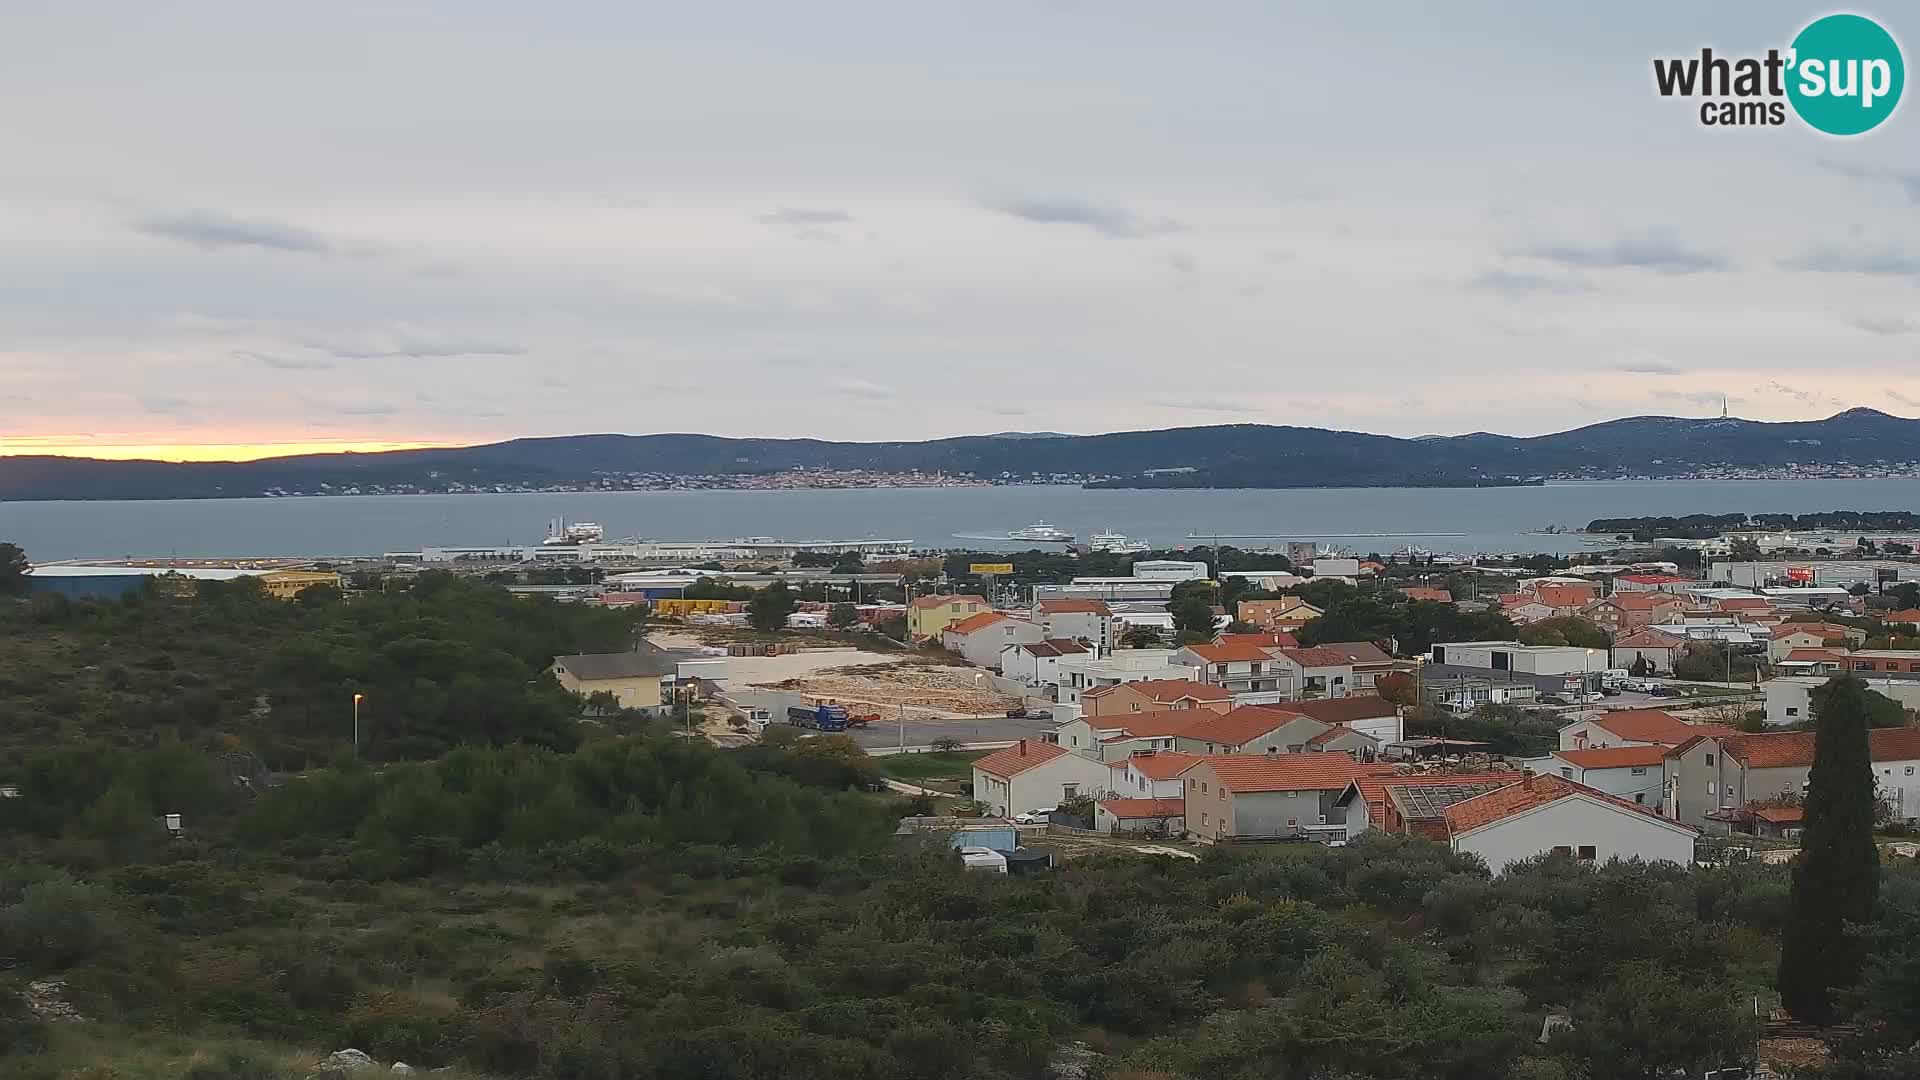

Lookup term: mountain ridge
[3,409,1917,500]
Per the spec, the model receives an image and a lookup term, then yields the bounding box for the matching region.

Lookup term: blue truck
[786,703,850,732]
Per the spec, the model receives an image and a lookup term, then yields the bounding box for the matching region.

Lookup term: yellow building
[652,597,733,618]
[259,569,343,600]
[550,648,678,714]
[907,594,989,641]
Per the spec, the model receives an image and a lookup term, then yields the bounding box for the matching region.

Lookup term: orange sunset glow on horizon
[0,438,461,463]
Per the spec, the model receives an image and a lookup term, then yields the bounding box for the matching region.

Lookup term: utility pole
[352,692,364,755]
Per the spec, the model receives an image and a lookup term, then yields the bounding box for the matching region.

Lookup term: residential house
[970,739,1117,816]
[259,569,343,600]
[1612,573,1696,594]
[551,647,678,713]
[1767,622,1864,662]
[1884,608,1920,630]
[1283,696,1404,743]
[1429,641,1609,677]
[1275,641,1396,696]
[1664,727,1920,827]
[1530,745,1667,808]
[1174,706,1333,756]
[942,612,1043,669]
[1558,708,1737,752]
[1336,770,1526,839]
[1181,754,1393,843]
[1840,649,1920,676]
[1306,724,1383,759]
[999,638,1090,687]
[1443,773,1699,874]
[1610,628,1688,675]
[1777,647,1848,676]
[1236,597,1324,633]
[1032,599,1118,656]
[1055,712,1196,759]
[907,594,989,641]
[1216,630,1300,649]
[1702,803,1804,840]
[1499,596,1563,625]
[1762,673,1920,727]
[1105,749,1206,798]
[1053,648,1203,704]
[1177,641,1290,697]
[1712,596,1779,622]
[1400,586,1454,603]
[1582,591,1687,634]
[1079,678,1232,719]
[1095,797,1187,835]
[1530,582,1601,609]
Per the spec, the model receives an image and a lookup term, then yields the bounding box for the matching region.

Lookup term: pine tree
[1777,674,1882,1024]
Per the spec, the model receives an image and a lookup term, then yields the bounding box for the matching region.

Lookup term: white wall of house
[946,619,1044,670]
[972,754,1117,816]
[1549,760,1664,808]
[1000,644,1077,687]
[1040,610,1116,655]
[1452,796,1696,875]
[1875,756,1920,821]
[1109,762,1187,798]
[1763,679,1819,727]
[1557,718,1659,751]
[1612,645,1680,675]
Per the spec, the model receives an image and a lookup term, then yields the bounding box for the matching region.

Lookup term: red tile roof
[1277,646,1364,667]
[972,739,1069,778]
[1885,608,1920,624]
[1036,599,1114,616]
[1589,709,1736,746]
[1306,726,1375,747]
[1696,729,1920,770]
[1278,697,1399,724]
[1553,745,1670,770]
[1097,797,1188,820]
[1299,641,1395,665]
[1193,753,1393,794]
[1344,770,1527,827]
[1442,772,1689,836]
[1614,629,1685,649]
[1107,749,1206,779]
[1532,584,1599,608]
[1784,647,1848,663]
[1751,805,1804,824]
[943,611,1012,636]
[1095,678,1232,703]
[1179,706,1313,748]
[1013,638,1089,658]
[1400,587,1454,603]
[911,593,986,610]
[1596,592,1683,611]
[1185,641,1281,663]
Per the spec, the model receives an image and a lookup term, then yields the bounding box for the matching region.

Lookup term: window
[1635,793,1646,804]
[1786,707,1799,717]
[1559,767,1573,779]
[1577,845,1597,862]
[1201,782,1208,794]
[1705,753,1715,766]
[1189,778,1196,790]
[1130,703,1141,712]
[1063,785,1078,799]
[1855,661,1874,671]
[1200,812,1208,826]
[1218,789,1225,802]
[1630,767,1647,776]
[1551,845,1572,857]
[1706,781,1716,796]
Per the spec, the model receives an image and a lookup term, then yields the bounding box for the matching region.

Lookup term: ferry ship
[1088,530,1149,554]
[542,519,606,545]
[1007,521,1075,543]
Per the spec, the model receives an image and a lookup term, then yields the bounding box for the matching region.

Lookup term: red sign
[1787,566,1814,583]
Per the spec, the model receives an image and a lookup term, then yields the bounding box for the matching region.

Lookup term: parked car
[1005,703,1029,718]
[1013,807,1055,825]
[1649,685,1681,697]
[1538,695,1570,706]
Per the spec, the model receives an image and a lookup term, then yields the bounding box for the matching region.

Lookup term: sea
[6,478,1920,562]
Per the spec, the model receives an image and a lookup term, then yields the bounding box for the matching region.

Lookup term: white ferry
[1088,530,1149,554]
[1008,521,1075,543]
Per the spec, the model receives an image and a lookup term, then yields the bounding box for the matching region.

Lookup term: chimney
[1019,740,1027,757]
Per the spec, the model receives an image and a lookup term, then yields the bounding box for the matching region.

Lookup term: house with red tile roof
[942,612,1043,669]
[1582,591,1688,633]
[999,638,1090,687]
[970,739,1116,817]
[1610,627,1688,675]
[1884,608,1920,629]
[1768,622,1865,662]
[1441,772,1698,874]
[1106,749,1207,798]
[1613,573,1696,593]
[1216,630,1300,649]
[1094,796,1188,834]
[1030,599,1117,656]
[907,594,989,640]
[1058,684,1232,759]
[1180,753,1394,843]
[1335,770,1527,839]
[1664,726,1920,827]
[1175,641,1289,697]
[1498,594,1562,624]
[1557,708,1738,752]
[1173,705,1334,757]
[1235,597,1324,633]
[1400,586,1454,604]
[1532,744,1669,809]
[1529,583,1600,609]
[1080,678,1231,718]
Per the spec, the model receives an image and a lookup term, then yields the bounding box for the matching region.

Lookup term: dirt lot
[758,660,1021,718]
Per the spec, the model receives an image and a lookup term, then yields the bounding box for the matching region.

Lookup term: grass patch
[878,750,985,781]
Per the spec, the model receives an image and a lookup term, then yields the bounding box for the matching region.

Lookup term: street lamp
[352,692,364,755]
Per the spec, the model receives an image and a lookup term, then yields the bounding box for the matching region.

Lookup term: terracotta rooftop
[1294,640,1395,665]
[1107,749,1206,779]
[1180,706,1318,748]
[1217,631,1300,649]
[1342,770,1527,827]
[1784,647,1848,663]
[1013,638,1089,658]
[911,593,986,610]
[944,611,1013,636]
[1715,727,1920,769]
[972,739,1069,778]
[1885,608,1920,624]
[1596,592,1684,611]
[1553,745,1670,770]
[1589,709,1736,746]
[1097,797,1187,820]
[1531,584,1599,607]
[1442,772,1691,837]
[1750,805,1804,824]
[1614,629,1686,649]
[1193,753,1393,794]
[1185,641,1284,663]
[1036,599,1114,616]
[1084,678,1231,703]
[1279,696,1399,724]
[1400,587,1454,603]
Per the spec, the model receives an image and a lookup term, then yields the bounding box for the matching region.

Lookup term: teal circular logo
[1787,14,1904,135]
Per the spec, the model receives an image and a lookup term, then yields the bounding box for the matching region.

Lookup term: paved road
[850,714,1055,751]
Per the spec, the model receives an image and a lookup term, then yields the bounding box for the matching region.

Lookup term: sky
[6,2,1920,460]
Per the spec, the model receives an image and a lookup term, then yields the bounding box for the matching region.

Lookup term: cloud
[129,209,334,254]
[1819,158,1920,203]
[757,207,854,227]
[1649,389,1738,406]
[298,325,526,359]
[1758,380,1824,406]
[1887,388,1920,409]
[1778,243,1920,276]
[136,394,193,414]
[1504,229,1729,274]
[1464,266,1593,297]
[1614,355,1683,375]
[1849,314,1920,335]
[827,376,897,401]
[1167,253,1197,273]
[979,194,1182,238]
[1158,397,1247,413]
[299,396,396,416]
[236,349,334,371]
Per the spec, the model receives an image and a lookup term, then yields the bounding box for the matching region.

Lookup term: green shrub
[0,878,121,970]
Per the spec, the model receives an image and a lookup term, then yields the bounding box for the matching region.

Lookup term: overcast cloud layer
[4,2,1920,455]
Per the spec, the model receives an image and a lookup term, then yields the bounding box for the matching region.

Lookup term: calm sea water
[5,479,1920,562]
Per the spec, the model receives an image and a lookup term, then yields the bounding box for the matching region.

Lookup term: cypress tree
[1777,674,1882,1024]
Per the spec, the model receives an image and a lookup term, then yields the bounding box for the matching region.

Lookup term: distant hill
[4,409,1919,500]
